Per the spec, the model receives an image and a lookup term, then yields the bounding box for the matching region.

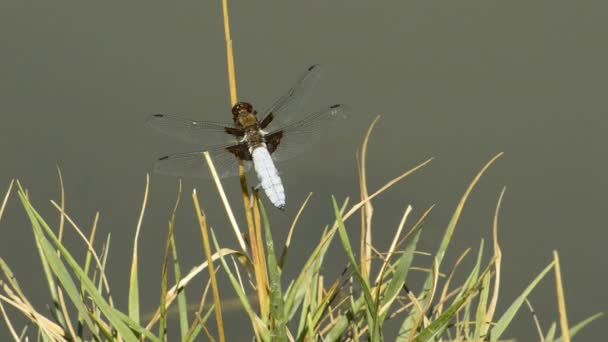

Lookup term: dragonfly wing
[152,144,252,179]
[261,64,322,129]
[266,104,348,162]
[146,114,238,146]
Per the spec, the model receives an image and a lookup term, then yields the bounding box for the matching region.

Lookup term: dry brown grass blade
[435,248,471,317]
[554,250,570,342]
[0,179,14,223]
[396,205,435,250]
[279,192,313,269]
[87,212,100,268]
[374,204,412,285]
[483,187,505,335]
[193,189,226,342]
[407,261,440,340]
[203,151,248,253]
[358,116,380,282]
[0,298,20,341]
[0,289,65,341]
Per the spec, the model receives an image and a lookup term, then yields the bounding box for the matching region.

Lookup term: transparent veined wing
[146,113,238,146]
[265,104,349,162]
[261,64,322,130]
[152,143,252,179]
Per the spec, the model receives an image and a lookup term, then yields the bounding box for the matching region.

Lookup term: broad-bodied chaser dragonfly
[146,65,347,209]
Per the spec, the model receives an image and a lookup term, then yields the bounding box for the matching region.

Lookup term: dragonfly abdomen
[252,146,285,209]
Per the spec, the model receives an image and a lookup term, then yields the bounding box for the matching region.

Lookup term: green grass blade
[420,154,502,311]
[294,227,326,339]
[462,239,485,338]
[259,201,287,341]
[378,226,422,324]
[473,271,491,340]
[331,197,378,336]
[545,321,557,341]
[18,190,98,335]
[170,236,189,339]
[490,261,555,341]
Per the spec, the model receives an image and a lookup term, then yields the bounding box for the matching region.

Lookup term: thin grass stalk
[193,189,226,342]
[524,298,544,341]
[279,192,313,269]
[553,251,570,342]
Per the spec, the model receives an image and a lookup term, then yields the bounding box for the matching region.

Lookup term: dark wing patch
[226,144,252,161]
[265,131,284,154]
[224,126,244,137]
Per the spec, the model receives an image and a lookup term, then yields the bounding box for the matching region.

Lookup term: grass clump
[0,125,602,341]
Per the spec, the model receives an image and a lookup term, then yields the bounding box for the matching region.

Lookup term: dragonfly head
[232,102,254,122]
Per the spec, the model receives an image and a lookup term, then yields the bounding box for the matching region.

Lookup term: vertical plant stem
[221,0,237,105]
[252,191,269,319]
[219,0,267,323]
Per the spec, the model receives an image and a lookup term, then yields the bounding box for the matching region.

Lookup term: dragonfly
[146,64,347,210]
